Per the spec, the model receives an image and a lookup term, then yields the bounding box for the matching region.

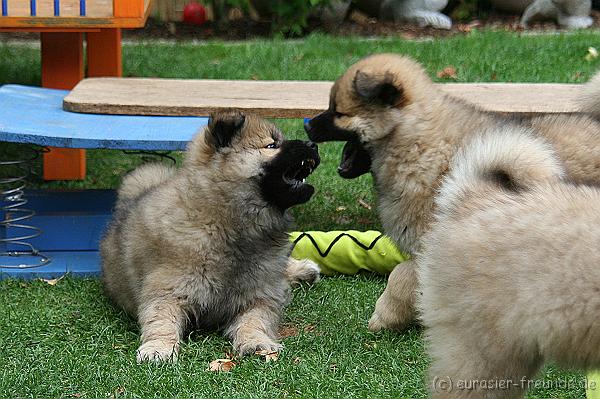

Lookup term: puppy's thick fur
[305,53,600,331]
[418,127,600,399]
[101,111,320,362]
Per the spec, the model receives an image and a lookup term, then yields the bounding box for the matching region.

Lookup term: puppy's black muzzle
[260,140,320,211]
[304,111,372,179]
[304,111,357,143]
[280,140,320,171]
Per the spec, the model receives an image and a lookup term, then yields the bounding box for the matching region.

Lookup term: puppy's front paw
[287,258,321,287]
[368,311,385,332]
[235,339,283,357]
[136,340,179,363]
[368,291,415,332]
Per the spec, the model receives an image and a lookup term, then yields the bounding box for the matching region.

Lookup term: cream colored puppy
[101,111,320,363]
[305,53,600,332]
[418,126,600,399]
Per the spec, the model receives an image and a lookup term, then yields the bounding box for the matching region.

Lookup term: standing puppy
[101,111,320,362]
[305,53,600,332]
[418,126,600,398]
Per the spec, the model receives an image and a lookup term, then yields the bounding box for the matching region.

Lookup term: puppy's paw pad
[136,341,178,363]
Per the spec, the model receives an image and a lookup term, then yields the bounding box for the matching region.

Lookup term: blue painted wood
[2,0,7,16]
[25,189,116,213]
[0,251,101,280]
[7,214,112,251]
[0,190,114,278]
[79,0,85,16]
[54,0,59,16]
[0,209,5,253]
[30,0,35,16]
[4,190,114,251]
[0,81,210,280]
[0,85,207,150]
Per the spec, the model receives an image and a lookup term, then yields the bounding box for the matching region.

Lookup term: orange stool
[0,0,152,180]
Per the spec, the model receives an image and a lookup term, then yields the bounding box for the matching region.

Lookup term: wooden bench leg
[87,28,123,77]
[41,32,86,181]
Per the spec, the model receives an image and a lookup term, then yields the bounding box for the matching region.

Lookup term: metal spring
[0,146,50,269]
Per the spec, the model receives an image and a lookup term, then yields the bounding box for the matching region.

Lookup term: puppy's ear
[353,71,403,106]
[206,111,246,149]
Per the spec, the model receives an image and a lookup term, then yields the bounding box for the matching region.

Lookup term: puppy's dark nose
[307,141,317,150]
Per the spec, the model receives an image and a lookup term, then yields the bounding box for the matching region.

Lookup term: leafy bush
[446,0,491,20]
[250,0,333,35]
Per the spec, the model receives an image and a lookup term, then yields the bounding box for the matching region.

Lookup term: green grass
[0,277,588,398]
[4,30,600,86]
[1,30,599,397]
[0,276,425,398]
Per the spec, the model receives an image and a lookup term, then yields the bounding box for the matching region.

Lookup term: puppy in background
[101,111,320,362]
[305,53,600,332]
[418,126,600,398]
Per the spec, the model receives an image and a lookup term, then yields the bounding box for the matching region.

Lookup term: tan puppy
[417,126,600,399]
[305,53,600,331]
[101,111,320,362]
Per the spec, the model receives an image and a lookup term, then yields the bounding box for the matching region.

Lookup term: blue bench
[0,84,208,279]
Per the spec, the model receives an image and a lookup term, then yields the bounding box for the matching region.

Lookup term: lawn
[1,30,598,398]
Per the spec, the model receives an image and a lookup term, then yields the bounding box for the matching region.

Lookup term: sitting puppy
[417,126,600,398]
[101,111,320,362]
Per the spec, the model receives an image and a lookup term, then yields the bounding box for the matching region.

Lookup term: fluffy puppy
[101,111,320,362]
[304,53,600,331]
[418,126,600,398]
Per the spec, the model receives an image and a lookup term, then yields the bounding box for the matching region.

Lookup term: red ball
[182,2,207,26]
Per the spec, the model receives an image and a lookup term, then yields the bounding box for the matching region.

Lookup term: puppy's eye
[265,142,279,149]
[334,112,346,118]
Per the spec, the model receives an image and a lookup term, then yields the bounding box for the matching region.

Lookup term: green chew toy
[290,230,409,276]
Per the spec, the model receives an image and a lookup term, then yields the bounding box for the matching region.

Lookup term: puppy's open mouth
[338,140,372,179]
[304,112,371,179]
[260,140,320,211]
[283,158,317,189]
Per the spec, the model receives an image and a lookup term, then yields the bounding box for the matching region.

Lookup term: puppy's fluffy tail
[116,163,176,207]
[579,70,600,118]
[436,126,565,215]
